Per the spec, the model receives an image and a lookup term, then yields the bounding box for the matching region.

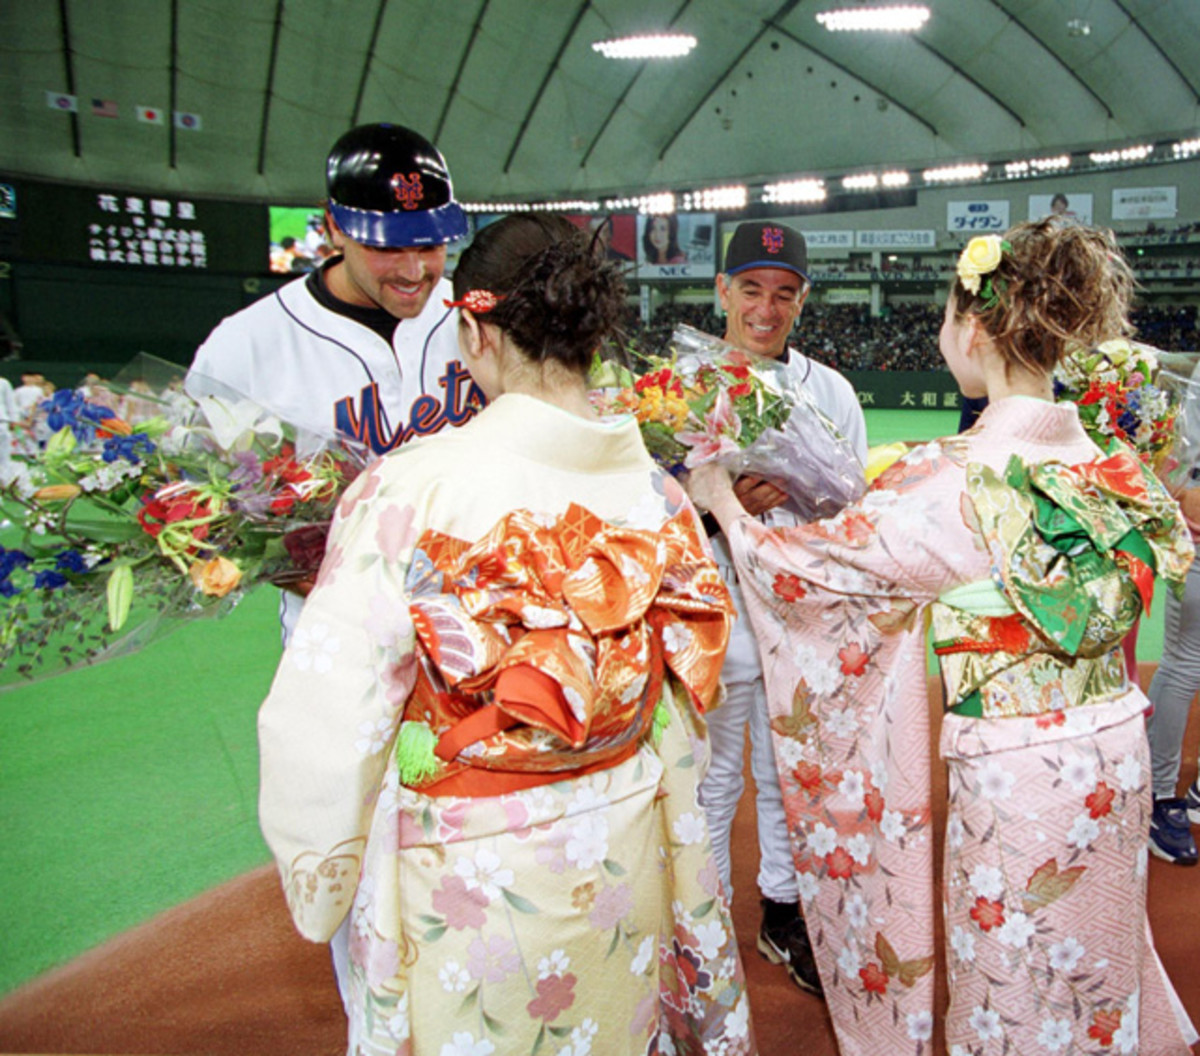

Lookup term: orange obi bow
[403,503,733,795]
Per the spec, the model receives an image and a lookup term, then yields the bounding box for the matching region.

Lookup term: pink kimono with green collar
[727,396,1196,1056]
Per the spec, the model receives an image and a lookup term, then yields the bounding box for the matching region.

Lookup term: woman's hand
[683,463,747,535]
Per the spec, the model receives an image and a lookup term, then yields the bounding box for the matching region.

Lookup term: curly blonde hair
[950,219,1135,375]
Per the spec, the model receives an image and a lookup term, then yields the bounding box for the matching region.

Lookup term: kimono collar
[974,396,1087,447]
[479,392,652,474]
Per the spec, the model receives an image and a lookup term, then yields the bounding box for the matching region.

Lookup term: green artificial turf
[0,587,281,993]
[0,408,1164,993]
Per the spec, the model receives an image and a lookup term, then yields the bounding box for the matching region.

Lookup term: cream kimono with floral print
[727,397,1195,1056]
[259,394,754,1056]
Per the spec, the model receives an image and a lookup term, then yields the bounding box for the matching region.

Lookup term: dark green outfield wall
[0,261,287,386]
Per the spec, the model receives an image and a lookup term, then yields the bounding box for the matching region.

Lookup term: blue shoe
[1150,797,1198,865]
[1186,780,1200,826]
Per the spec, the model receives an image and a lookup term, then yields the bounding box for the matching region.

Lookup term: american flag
[91,98,119,119]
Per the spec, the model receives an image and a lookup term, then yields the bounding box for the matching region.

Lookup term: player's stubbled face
[333,238,448,320]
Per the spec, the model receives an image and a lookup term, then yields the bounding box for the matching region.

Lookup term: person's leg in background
[1147,554,1200,865]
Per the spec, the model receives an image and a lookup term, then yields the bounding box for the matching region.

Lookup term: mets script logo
[334,361,486,455]
[762,227,784,254]
[391,172,424,210]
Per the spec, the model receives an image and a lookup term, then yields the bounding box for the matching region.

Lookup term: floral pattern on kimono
[258,394,756,1056]
[724,398,1196,1056]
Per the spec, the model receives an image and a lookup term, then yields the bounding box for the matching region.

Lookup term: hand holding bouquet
[591,325,865,520]
[0,364,365,687]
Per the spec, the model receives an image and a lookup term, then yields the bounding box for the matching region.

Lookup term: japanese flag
[46,91,78,113]
[136,105,165,125]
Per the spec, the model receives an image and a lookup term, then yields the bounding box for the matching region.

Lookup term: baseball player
[187,122,484,640]
[701,220,868,995]
[187,123,483,1028]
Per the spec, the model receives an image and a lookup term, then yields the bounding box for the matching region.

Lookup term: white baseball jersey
[186,262,486,640]
[187,266,484,455]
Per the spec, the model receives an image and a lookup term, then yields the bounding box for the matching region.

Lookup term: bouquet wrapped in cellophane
[1052,338,1200,473]
[0,357,366,688]
[590,324,865,520]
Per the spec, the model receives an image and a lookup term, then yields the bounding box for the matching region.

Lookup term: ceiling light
[880,170,910,187]
[842,174,879,190]
[1005,154,1070,177]
[816,5,930,32]
[922,162,988,183]
[762,179,827,205]
[681,185,747,211]
[1066,18,1091,36]
[592,34,697,60]
[1173,137,1200,159]
[1089,144,1153,164]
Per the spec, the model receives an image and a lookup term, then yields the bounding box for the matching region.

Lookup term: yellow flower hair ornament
[956,235,1011,306]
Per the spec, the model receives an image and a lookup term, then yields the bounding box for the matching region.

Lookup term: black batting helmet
[325,123,468,248]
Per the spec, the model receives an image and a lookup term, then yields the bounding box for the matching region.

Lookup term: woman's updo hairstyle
[951,218,1135,375]
[452,214,627,373]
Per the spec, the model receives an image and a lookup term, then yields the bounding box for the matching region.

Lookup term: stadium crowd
[631,300,1199,371]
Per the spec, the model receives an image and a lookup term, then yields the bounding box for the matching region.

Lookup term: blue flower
[101,432,156,464]
[54,549,87,573]
[33,569,68,590]
[0,578,18,597]
[1117,410,1140,436]
[0,547,31,578]
[41,390,117,442]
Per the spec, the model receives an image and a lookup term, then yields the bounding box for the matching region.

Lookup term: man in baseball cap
[699,220,868,998]
[717,220,811,360]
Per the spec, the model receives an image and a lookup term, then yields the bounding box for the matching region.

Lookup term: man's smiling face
[717,267,808,360]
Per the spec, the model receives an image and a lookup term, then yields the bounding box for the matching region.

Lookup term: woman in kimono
[686,219,1197,1055]
[257,215,754,1056]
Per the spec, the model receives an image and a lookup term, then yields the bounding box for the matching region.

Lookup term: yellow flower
[188,556,242,598]
[956,235,1004,295]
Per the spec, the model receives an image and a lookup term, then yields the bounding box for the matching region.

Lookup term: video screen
[268,206,329,275]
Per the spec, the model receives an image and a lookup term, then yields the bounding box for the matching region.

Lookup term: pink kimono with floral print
[727,397,1196,1056]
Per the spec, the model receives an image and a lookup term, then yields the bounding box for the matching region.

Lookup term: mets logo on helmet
[391,172,424,210]
[762,227,784,254]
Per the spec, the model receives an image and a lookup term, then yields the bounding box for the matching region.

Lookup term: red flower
[720,364,751,381]
[970,897,1005,931]
[269,488,299,516]
[1086,781,1116,820]
[136,492,213,550]
[864,785,885,823]
[825,846,855,879]
[526,972,577,1022]
[634,368,682,397]
[728,382,752,399]
[1088,1008,1122,1047]
[838,642,870,677]
[283,525,329,576]
[793,761,823,792]
[1035,709,1067,729]
[772,572,807,602]
[859,962,889,994]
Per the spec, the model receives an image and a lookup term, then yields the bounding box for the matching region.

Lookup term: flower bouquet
[1053,339,1200,478]
[590,324,865,520]
[0,363,365,687]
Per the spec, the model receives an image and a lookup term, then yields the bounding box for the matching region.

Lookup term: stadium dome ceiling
[2,0,1198,205]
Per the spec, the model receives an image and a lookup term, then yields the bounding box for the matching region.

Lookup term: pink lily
[679,387,743,468]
